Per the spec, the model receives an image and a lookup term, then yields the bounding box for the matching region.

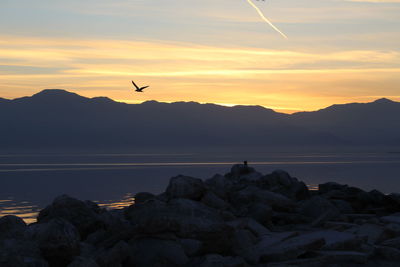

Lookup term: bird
[131,80,149,92]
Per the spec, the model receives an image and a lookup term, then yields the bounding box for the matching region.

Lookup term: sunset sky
[0,0,399,113]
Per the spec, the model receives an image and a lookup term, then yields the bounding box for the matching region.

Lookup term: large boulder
[299,196,340,220]
[37,195,104,238]
[31,218,81,267]
[166,175,206,200]
[0,215,27,240]
[261,170,310,200]
[226,164,262,183]
[129,238,189,267]
[230,185,295,212]
[205,174,233,200]
[190,254,247,267]
[0,238,48,267]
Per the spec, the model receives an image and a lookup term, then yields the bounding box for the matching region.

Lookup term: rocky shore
[2,164,400,266]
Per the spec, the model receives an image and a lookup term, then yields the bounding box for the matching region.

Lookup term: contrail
[245,0,288,39]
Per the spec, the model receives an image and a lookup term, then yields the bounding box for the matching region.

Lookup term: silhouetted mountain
[0,89,398,149]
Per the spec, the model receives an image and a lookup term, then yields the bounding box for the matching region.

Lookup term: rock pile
[2,164,400,266]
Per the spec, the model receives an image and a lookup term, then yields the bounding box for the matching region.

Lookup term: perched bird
[132,80,149,92]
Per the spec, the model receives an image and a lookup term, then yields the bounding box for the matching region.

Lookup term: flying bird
[131,80,149,92]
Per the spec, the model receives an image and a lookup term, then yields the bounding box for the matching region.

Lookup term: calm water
[1,150,400,223]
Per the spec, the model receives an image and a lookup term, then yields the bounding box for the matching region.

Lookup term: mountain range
[1,89,399,149]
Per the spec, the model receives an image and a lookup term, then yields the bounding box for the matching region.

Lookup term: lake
[1,149,400,223]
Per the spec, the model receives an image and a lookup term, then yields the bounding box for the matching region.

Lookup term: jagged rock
[166,175,206,200]
[319,182,349,194]
[190,254,247,267]
[295,230,362,251]
[331,199,354,214]
[381,237,400,249]
[0,215,27,239]
[201,191,231,211]
[261,170,310,200]
[37,195,104,238]
[179,238,202,257]
[375,245,400,260]
[0,238,48,267]
[381,213,400,224]
[316,250,368,264]
[230,185,295,212]
[205,174,233,199]
[95,240,131,267]
[351,223,395,244]
[299,196,340,221]
[231,229,258,263]
[31,218,80,267]
[129,238,189,267]
[246,202,273,226]
[134,192,156,204]
[227,164,260,182]
[227,218,270,237]
[68,256,99,267]
[257,233,325,262]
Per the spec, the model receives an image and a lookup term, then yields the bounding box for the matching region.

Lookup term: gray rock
[319,182,348,194]
[352,223,395,244]
[0,215,27,240]
[95,240,131,267]
[246,202,273,226]
[68,256,99,267]
[231,186,295,212]
[166,175,206,200]
[381,237,400,249]
[231,229,258,263]
[33,218,81,267]
[190,254,247,267]
[295,230,362,251]
[316,250,368,264]
[332,199,354,214]
[375,245,400,261]
[299,196,340,220]
[0,238,48,267]
[205,174,233,200]
[261,170,310,200]
[201,191,231,211]
[179,238,202,257]
[37,195,103,238]
[227,164,259,181]
[129,238,189,267]
[257,233,325,262]
[134,192,156,204]
[381,213,400,225]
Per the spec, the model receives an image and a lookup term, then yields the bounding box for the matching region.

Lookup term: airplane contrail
[245,0,288,39]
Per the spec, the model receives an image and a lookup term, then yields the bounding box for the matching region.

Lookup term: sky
[0,0,399,113]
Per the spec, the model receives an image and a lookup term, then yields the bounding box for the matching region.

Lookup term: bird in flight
[131,80,149,92]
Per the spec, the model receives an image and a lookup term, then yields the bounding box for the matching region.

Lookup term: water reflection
[0,193,135,224]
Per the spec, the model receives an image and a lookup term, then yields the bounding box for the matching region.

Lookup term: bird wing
[140,86,149,90]
[131,80,139,90]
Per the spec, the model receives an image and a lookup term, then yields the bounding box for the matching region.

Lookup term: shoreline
[2,164,400,266]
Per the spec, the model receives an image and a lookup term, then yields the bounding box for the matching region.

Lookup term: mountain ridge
[1,89,399,149]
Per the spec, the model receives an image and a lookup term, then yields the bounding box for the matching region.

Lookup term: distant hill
[0,89,399,149]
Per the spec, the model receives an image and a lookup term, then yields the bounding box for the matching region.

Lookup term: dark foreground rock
[2,164,400,266]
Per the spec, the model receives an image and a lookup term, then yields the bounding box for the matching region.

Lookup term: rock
[231,229,258,263]
[129,238,189,267]
[381,213,400,225]
[316,250,368,264]
[0,238,48,267]
[95,240,131,267]
[134,192,156,204]
[246,203,273,226]
[257,233,325,262]
[68,256,99,267]
[319,182,348,194]
[37,195,103,238]
[381,237,400,250]
[261,170,310,200]
[179,238,202,257]
[331,199,354,214]
[0,215,27,239]
[295,230,361,251]
[231,186,295,212]
[201,191,231,211]
[352,223,395,244]
[33,218,81,267]
[190,254,247,267]
[166,175,206,200]
[375,245,400,261]
[227,218,270,237]
[205,174,233,199]
[299,196,340,220]
[227,164,259,181]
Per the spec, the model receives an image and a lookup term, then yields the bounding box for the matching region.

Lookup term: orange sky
[0,0,399,113]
